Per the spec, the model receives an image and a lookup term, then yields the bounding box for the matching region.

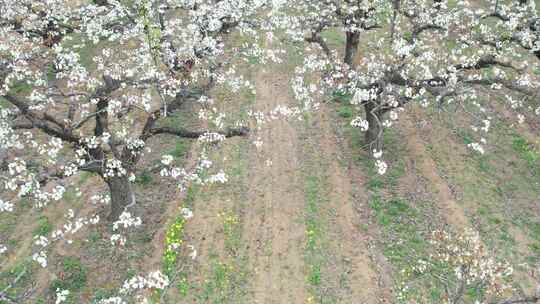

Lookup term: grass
[193,145,249,302]
[196,259,243,304]
[158,186,199,300]
[135,170,153,185]
[60,32,105,71]
[304,175,325,292]
[33,216,52,237]
[169,139,190,158]
[90,288,116,304]
[301,113,352,304]
[358,137,438,302]
[417,103,540,291]
[162,203,190,276]
[511,135,539,176]
[174,137,250,302]
[50,257,87,299]
[337,105,353,118]
[221,211,241,253]
[320,28,345,50]
[78,171,94,185]
[193,210,247,304]
[329,98,453,302]
[0,261,34,301]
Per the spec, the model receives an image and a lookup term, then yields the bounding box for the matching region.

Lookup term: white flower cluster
[32,251,48,268]
[110,212,142,246]
[55,289,70,304]
[110,234,126,247]
[467,142,485,155]
[0,244,7,255]
[98,297,126,304]
[7,157,26,176]
[373,150,388,175]
[180,207,194,219]
[352,88,378,105]
[62,163,79,177]
[126,138,146,155]
[188,244,198,260]
[113,212,142,231]
[34,235,49,247]
[104,158,127,178]
[198,132,226,143]
[517,114,525,124]
[253,137,264,149]
[120,271,170,293]
[4,175,65,208]
[350,117,369,131]
[91,193,111,205]
[82,136,102,150]
[161,155,174,166]
[51,212,100,243]
[205,170,229,184]
[0,199,14,212]
[38,137,64,163]
[400,228,515,303]
[246,104,306,129]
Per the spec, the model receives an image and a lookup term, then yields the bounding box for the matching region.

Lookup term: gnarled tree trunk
[364,102,383,153]
[106,175,135,221]
[344,32,360,66]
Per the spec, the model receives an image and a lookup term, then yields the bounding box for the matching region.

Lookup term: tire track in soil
[316,108,393,304]
[242,71,307,304]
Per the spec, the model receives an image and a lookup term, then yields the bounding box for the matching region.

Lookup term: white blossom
[55,289,70,304]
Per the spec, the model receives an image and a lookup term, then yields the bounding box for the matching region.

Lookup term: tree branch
[494,296,540,304]
[149,126,249,139]
[306,33,331,57]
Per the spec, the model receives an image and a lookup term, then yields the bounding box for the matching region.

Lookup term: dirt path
[240,69,390,303]
[242,71,307,304]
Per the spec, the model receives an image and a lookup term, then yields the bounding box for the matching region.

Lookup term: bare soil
[241,70,307,304]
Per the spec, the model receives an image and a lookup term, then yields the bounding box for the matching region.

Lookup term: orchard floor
[1,31,540,304]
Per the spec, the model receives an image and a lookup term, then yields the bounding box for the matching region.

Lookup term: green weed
[511,135,539,175]
[50,257,87,292]
[33,216,52,237]
[135,170,153,185]
[169,140,189,158]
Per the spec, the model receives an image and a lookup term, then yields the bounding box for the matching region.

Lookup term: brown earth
[241,70,307,304]
[316,107,393,303]
[400,106,539,295]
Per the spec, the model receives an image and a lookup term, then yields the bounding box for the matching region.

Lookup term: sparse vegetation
[1,0,540,303]
[50,257,87,294]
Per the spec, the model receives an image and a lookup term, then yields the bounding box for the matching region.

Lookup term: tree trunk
[390,0,400,42]
[344,32,360,66]
[106,175,135,221]
[364,103,383,153]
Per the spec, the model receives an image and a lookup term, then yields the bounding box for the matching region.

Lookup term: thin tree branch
[148,126,249,139]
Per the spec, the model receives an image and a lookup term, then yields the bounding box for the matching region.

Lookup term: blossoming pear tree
[287,0,539,174]
[403,229,516,304]
[0,0,283,223]
[0,0,285,302]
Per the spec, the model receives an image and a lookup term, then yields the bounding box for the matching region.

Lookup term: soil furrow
[317,108,392,303]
